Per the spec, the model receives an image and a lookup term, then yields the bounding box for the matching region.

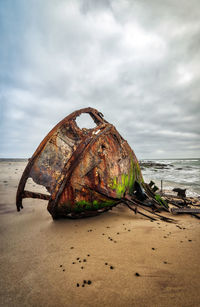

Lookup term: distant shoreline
[0,157,200,162]
[0,157,199,161]
[0,158,28,162]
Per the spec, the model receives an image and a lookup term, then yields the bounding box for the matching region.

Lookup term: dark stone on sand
[70,247,74,249]
[188,239,192,242]
[105,262,108,265]
[152,248,155,250]
[72,262,75,264]
[63,269,65,272]
[83,259,86,262]
[81,266,84,269]
[139,161,171,169]
[173,188,186,197]
[77,283,79,287]
[88,280,92,285]
[83,280,87,284]
[60,265,62,267]
[135,272,140,276]
[163,261,168,264]
[110,266,114,270]
[77,257,80,260]
[82,284,85,287]
[117,232,119,234]
[87,254,90,257]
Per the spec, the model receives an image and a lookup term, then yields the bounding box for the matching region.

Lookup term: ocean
[0,158,199,197]
[140,158,200,197]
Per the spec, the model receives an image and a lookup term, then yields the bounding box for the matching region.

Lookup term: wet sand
[0,161,200,307]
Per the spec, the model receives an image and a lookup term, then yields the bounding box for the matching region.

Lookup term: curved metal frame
[16,107,107,212]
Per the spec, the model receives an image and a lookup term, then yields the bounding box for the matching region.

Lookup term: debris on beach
[16,107,200,221]
[159,187,200,219]
[172,188,186,197]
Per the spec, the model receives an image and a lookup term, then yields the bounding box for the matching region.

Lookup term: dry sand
[0,160,200,307]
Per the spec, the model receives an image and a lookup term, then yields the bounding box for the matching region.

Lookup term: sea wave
[140,158,200,196]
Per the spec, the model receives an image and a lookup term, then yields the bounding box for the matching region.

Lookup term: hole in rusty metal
[101,144,106,153]
[76,113,97,130]
[26,178,50,194]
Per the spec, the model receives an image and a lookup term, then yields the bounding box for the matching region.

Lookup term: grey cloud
[0,0,200,158]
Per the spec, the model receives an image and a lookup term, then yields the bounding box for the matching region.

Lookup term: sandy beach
[0,160,200,307]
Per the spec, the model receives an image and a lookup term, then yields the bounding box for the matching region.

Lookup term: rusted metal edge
[22,191,50,200]
[16,107,107,211]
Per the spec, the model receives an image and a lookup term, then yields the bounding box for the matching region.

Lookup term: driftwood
[171,208,200,214]
[160,191,200,220]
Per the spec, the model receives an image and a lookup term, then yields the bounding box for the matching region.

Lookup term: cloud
[0,0,200,158]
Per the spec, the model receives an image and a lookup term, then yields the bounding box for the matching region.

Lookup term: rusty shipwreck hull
[16,107,144,219]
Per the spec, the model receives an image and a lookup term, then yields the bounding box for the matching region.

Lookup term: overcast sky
[0,0,200,159]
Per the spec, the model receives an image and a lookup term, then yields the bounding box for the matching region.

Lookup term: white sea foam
[141,158,200,196]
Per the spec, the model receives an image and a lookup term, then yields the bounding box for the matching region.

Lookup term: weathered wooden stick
[124,202,157,221]
[171,208,200,214]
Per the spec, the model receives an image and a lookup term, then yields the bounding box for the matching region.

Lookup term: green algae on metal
[109,157,143,198]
